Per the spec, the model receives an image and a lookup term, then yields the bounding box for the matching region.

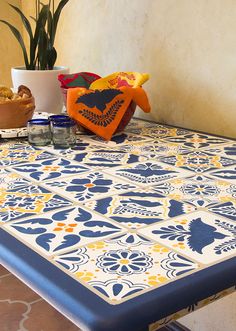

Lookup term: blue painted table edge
[1,228,235,331]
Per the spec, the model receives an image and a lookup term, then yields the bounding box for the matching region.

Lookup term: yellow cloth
[90,72,149,89]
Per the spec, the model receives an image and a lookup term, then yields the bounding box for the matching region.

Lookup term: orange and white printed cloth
[67,72,151,140]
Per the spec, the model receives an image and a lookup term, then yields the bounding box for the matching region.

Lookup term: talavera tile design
[86,132,153,147]
[158,151,236,173]
[84,188,195,229]
[12,158,89,181]
[208,165,236,184]
[104,161,192,185]
[54,236,199,303]
[125,124,190,138]
[0,169,30,191]
[4,206,125,256]
[152,175,236,208]
[140,211,236,264]
[0,144,55,166]
[115,140,192,157]
[44,171,138,202]
[1,117,236,315]
[162,133,231,149]
[0,185,72,223]
[202,143,236,160]
[67,149,148,168]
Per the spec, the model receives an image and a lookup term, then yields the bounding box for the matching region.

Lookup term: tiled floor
[0,265,80,331]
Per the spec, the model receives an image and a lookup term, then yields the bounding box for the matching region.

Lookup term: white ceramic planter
[11,66,69,114]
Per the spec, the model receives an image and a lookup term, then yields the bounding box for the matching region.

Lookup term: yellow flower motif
[175,219,188,225]
[173,242,186,249]
[76,271,94,282]
[147,275,168,286]
[43,165,60,172]
[53,222,77,233]
[152,244,170,253]
[87,241,106,249]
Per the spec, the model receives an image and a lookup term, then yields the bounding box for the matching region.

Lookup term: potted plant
[0,0,69,114]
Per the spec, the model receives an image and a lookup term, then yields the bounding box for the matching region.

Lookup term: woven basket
[61,87,136,133]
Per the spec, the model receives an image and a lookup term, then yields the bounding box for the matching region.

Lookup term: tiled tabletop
[0,118,235,331]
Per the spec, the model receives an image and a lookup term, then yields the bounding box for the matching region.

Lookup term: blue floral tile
[68,150,148,168]
[3,206,125,255]
[11,158,89,181]
[0,168,30,191]
[152,175,236,208]
[202,143,236,160]
[140,211,236,264]
[53,237,199,303]
[0,144,55,166]
[208,165,236,184]
[115,140,192,157]
[105,161,192,185]
[86,132,153,147]
[44,171,138,202]
[158,151,236,173]
[209,202,236,222]
[83,188,195,229]
[162,133,230,149]
[0,185,72,223]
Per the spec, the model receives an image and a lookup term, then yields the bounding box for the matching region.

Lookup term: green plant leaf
[47,47,57,70]
[38,27,48,70]
[51,0,69,45]
[0,20,29,69]
[33,5,49,51]
[9,3,33,40]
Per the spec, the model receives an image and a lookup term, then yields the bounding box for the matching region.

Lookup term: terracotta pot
[0,96,35,129]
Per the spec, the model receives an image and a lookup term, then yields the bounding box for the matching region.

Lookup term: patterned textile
[67,86,151,140]
[67,71,150,140]
[58,72,101,89]
[90,71,149,89]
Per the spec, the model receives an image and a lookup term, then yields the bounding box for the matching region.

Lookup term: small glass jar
[51,119,77,148]
[27,119,51,146]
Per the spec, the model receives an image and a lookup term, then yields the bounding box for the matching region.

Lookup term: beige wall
[3,0,236,138]
[0,0,23,87]
[54,0,236,138]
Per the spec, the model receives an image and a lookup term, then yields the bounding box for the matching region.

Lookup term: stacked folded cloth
[58,71,151,140]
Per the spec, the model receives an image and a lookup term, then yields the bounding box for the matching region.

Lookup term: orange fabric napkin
[67,86,151,140]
